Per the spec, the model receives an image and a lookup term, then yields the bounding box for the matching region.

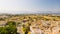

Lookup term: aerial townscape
[0,0,60,34]
[0,14,60,34]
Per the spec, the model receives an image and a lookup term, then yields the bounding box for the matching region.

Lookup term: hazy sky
[0,0,60,14]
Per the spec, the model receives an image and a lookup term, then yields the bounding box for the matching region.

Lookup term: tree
[0,21,17,34]
[22,23,30,34]
[6,21,16,26]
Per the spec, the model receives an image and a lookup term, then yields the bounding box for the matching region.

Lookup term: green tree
[0,21,17,34]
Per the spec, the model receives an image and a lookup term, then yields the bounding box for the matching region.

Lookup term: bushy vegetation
[22,23,31,34]
[0,21,17,34]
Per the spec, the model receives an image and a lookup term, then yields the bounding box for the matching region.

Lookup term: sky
[0,0,60,14]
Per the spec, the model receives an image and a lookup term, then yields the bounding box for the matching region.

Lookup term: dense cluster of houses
[30,20,60,34]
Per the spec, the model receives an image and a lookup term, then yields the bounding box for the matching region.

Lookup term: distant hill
[0,11,60,16]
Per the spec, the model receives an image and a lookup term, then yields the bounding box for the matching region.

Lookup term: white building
[52,27,60,34]
[30,26,42,34]
[0,21,7,27]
